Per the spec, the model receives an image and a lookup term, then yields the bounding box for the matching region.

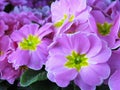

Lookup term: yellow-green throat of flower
[54,14,75,28]
[19,34,41,51]
[97,22,112,36]
[65,51,88,71]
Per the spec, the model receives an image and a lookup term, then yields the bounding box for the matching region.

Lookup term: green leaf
[20,69,47,87]
[30,80,60,90]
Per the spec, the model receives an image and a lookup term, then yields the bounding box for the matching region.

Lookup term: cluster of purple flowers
[0,0,120,90]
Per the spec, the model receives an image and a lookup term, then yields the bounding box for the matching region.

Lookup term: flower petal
[80,67,102,86]
[55,69,77,87]
[28,50,43,70]
[69,32,90,54]
[89,63,110,79]
[74,74,96,90]
[87,34,102,57]
[8,49,30,69]
[89,41,111,64]
[109,70,120,90]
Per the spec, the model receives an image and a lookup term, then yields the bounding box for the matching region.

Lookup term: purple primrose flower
[8,23,53,70]
[46,32,111,90]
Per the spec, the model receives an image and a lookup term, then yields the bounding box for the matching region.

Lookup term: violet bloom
[46,32,111,90]
[0,36,21,84]
[110,15,120,49]
[0,12,40,36]
[14,12,40,27]
[12,5,51,24]
[105,0,120,21]
[51,0,89,28]
[0,0,8,11]
[8,0,27,6]
[87,0,111,10]
[56,14,97,35]
[0,12,19,35]
[0,20,8,37]
[51,0,97,37]
[26,0,52,8]
[8,23,53,70]
[0,36,10,61]
[95,14,120,49]
[109,70,120,90]
[108,50,120,90]
[89,0,112,23]
[0,58,21,84]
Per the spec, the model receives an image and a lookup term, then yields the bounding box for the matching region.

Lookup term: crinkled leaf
[20,69,47,87]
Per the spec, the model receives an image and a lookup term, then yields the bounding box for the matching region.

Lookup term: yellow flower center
[19,34,41,51]
[65,51,88,71]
